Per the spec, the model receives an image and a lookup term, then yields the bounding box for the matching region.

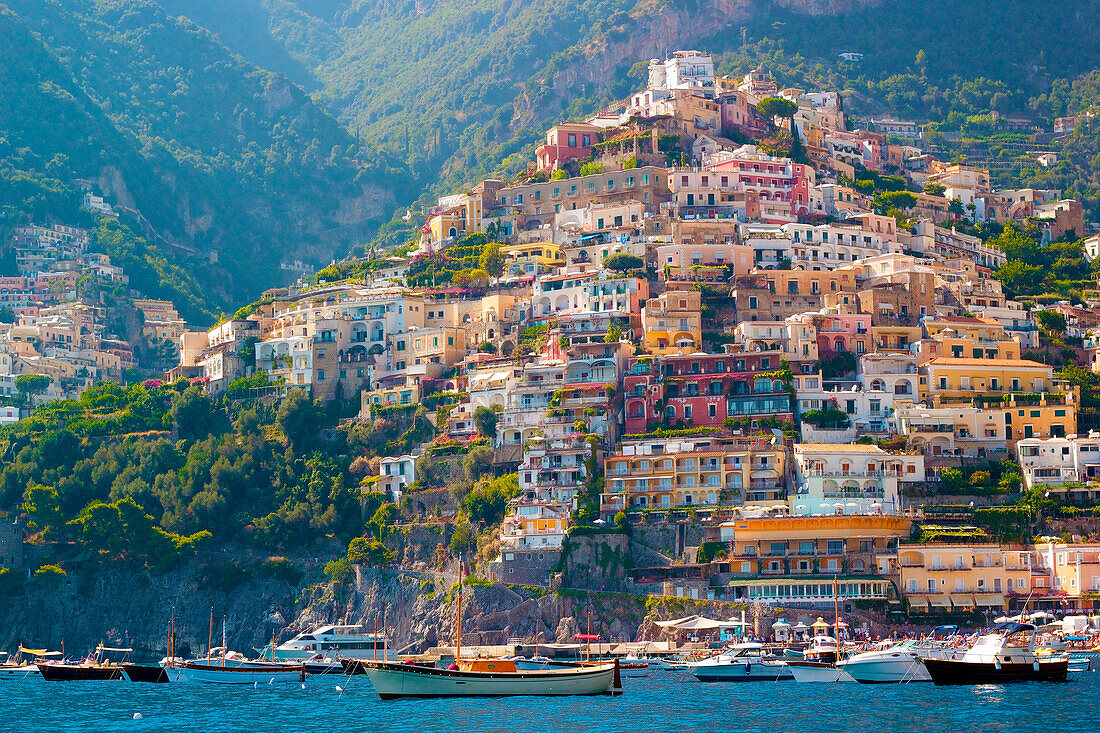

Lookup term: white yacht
[786,636,857,683]
[837,640,932,683]
[692,643,793,682]
[272,625,396,662]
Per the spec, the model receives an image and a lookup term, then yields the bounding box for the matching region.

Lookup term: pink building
[707,147,815,219]
[622,353,793,434]
[535,123,604,172]
[814,313,871,355]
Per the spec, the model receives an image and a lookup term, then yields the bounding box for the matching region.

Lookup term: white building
[791,443,924,516]
[379,454,418,502]
[1016,435,1100,500]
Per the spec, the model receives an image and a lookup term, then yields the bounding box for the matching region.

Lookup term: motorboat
[271,624,395,662]
[691,643,793,682]
[785,636,856,683]
[38,646,132,681]
[169,660,305,684]
[837,640,932,684]
[0,647,59,679]
[922,623,1068,685]
[359,657,623,699]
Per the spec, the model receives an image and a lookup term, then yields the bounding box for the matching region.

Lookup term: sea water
[0,672,1097,732]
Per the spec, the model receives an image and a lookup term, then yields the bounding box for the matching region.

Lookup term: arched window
[870,379,885,391]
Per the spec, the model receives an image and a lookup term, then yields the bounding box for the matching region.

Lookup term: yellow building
[426,192,485,246]
[897,543,1032,612]
[720,514,911,576]
[602,436,786,512]
[871,324,922,353]
[923,357,1065,406]
[641,290,703,354]
[501,242,565,278]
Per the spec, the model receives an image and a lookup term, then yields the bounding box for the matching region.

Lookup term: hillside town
[9,51,1100,625]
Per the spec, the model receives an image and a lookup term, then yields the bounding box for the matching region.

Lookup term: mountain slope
[0,0,411,316]
[154,0,1100,201]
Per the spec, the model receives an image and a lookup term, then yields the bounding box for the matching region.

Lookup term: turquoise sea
[2,672,1098,732]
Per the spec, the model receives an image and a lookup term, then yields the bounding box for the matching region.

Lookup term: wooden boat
[122,663,170,683]
[39,646,131,682]
[170,661,305,684]
[922,623,1068,685]
[360,658,623,699]
[0,647,60,679]
[362,556,623,698]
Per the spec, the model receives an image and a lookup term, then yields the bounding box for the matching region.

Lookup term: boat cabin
[460,658,518,673]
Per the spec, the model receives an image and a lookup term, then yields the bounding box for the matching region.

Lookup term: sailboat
[170,616,304,685]
[785,577,856,683]
[360,557,624,699]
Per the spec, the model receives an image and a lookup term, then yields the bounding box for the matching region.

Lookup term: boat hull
[787,661,856,683]
[692,661,793,682]
[38,664,123,682]
[122,664,170,683]
[170,663,304,685]
[923,657,1068,685]
[360,661,622,699]
[838,655,931,684]
[0,665,42,680]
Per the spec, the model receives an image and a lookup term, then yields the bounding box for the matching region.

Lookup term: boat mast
[373,614,378,662]
[382,603,387,661]
[221,616,226,668]
[456,554,463,665]
[833,575,841,641]
[586,609,592,663]
[207,607,213,659]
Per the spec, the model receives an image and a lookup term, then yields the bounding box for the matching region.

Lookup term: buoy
[301,683,306,690]
[335,685,344,692]
[133,713,143,720]
[253,681,258,688]
[269,677,275,685]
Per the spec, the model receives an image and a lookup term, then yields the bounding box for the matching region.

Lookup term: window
[827,540,844,554]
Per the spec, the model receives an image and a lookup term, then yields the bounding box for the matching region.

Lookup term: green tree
[603,253,643,272]
[171,385,224,441]
[994,261,1045,295]
[1035,310,1068,333]
[462,445,496,481]
[15,374,51,407]
[464,473,520,525]
[0,306,15,324]
[922,181,945,196]
[478,242,505,279]
[348,536,395,566]
[938,467,966,492]
[21,484,63,537]
[549,169,568,181]
[579,162,605,177]
[756,97,798,121]
[604,324,625,343]
[472,406,498,438]
[277,388,322,454]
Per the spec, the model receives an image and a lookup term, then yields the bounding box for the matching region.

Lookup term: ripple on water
[0,671,1096,733]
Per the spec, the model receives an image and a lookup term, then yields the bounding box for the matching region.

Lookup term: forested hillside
[153,0,1100,203]
[0,0,411,319]
[3,0,1100,315]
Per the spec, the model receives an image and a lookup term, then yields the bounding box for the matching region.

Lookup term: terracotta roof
[795,443,888,454]
[925,357,1050,368]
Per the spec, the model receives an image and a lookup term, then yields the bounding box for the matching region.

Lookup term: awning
[907,597,930,611]
[655,615,740,630]
[974,594,1005,608]
[573,634,601,641]
[949,594,974,608]
[928,596,951,608]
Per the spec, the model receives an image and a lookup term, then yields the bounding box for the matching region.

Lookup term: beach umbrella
[836,621,849,628]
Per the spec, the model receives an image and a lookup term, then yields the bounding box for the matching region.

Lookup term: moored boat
[786,637,856,683]
[122,663,170,683]
[691,643,793,682]
[837,640,932,684]
[922,623,1068,685]
[170,661,305,684]
[360,658,623,699]
[0,647,59,680]
[271,624,395,662]
[38,646,131,682]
